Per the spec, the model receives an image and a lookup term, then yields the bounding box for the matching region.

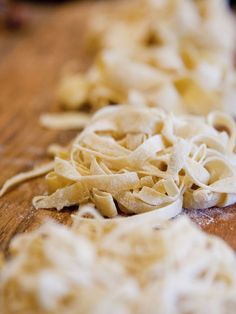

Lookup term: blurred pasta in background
[55,0,236,119]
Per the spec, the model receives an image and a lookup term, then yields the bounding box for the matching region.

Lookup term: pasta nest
[1,214,236,314]
[57,0,236,116]
[34,106,236,219]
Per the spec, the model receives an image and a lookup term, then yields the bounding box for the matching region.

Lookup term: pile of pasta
[2,2,236,313]
[1,213,236,314]
[55,0,236,119]
[28,106,236,219]
[89,0,235,55]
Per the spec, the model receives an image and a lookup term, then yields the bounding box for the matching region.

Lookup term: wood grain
[0,1,236,254]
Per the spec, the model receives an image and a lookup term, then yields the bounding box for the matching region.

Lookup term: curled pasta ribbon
[55,0,236,118]
[33,106,236,218]
[0,162,54,197]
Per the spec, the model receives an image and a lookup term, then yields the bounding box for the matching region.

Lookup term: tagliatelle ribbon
[0,162,54,197]
[29,106,236,218]
[2,106,236,219]
[40,112,91,130]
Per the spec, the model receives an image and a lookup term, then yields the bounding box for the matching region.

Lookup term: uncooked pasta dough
[56,0,236,117]
[2,106,236,220]
[1,213,236,314]
[32,106,236,218]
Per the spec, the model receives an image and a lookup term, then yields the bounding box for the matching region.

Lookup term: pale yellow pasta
[89,0,235,56]
[1,0,236,221]
[31,106,236,218]
[54,0,236,119]
[40,112,90,130]
[0,162,54,197]
[1,214,236,314]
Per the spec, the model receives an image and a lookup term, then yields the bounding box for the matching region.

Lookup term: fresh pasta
[1,1,236,313]
[89,0,235,56]
[32,106,236,218]
[56,0,236,118]
[1,214,236,314]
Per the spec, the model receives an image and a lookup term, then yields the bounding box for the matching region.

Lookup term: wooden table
[1,1,236,254]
